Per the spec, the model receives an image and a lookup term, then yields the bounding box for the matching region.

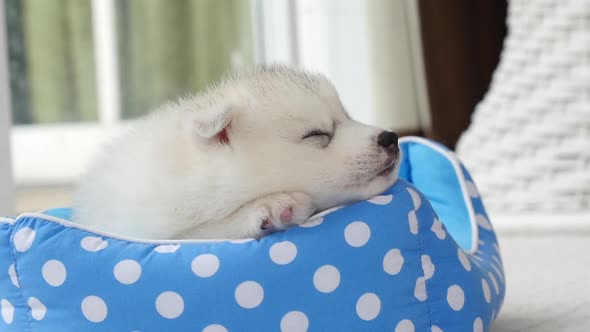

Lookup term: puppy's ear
[190,105,233,143]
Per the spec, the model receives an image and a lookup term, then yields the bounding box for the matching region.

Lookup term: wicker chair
[456,0,590,225]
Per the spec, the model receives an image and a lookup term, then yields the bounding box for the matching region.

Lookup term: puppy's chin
[314,160,400,211]
[356,154,402,197]
[363,168,399,195]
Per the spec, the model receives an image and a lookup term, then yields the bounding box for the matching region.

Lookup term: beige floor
[491,233,590,332]
[15,185,73,214]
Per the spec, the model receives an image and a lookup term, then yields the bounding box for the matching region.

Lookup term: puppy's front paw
[251,192,314,237]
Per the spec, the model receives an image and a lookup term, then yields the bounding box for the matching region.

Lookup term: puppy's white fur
[73,66,400,239]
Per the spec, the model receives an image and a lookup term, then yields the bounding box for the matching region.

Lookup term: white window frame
[0,0,15,215]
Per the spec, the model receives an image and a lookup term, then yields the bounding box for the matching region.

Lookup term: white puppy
[73,66,400,239]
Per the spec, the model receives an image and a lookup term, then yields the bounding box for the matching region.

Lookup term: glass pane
[117,0,255,119]
[7,0,257,210]
[5,0,98,125]
[5,0,255,125]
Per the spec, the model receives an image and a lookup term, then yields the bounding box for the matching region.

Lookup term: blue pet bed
[0,137,504,332]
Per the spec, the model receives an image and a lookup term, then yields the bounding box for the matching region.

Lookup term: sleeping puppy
[73,65,401,239]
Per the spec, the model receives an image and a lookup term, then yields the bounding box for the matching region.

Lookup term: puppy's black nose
[377,131,398,148]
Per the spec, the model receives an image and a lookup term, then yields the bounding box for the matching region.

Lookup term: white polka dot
[1,299,14,324]
[344,221,371,247]
[489,272,500,295]
[269,241,298,265]
[431,326,444,332]
[395,319,415,332]
[154,244,180,253]
[156,291,184,319]
[431,218,446,239]
[113,259,142,285]
[28,297,47,321]
[235,281,264,309]
[407,188,421,209]
[473,317,483,332]
[8,264,19,288]
[408,211,418,234]
[192,254,220,278]
[447,285,465,311]
[414,276,427,302]
[13,227,35,252]
[356,293,381,321]
[368,194,393,205]
[202,324,228,332]
[421,255,435,280]
[299,217,323,228]
[81,295,108,323]
[482,278,491,303]
[313,265,340,293]
[476,214,492,231]
[80,236,108,252]
[458,248,472,271]
[383,249,404,275]
[280,311,309,332]
[42,260,66,287]
[466,181,480,198]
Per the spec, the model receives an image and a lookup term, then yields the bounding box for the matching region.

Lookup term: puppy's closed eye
[302,130,332,148]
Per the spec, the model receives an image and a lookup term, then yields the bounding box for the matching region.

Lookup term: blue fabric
[41,207,72,221]
[399,139,473,250]
[0,137,504,332]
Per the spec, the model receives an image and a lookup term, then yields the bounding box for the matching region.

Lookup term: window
[8,0,255,125]
[7,0,98,125]
[3,0,263,212]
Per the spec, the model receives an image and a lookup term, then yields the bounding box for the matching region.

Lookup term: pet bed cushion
[0,136,504,332]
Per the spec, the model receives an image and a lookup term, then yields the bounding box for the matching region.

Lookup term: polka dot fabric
[0,137,504,332]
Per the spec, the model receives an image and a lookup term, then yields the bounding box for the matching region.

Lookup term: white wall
[366,0,430,131]
[295,0,375,125]
[0,0,15,215]
[294,0,430,131]
[0,110,13,216]
[255,0,299,65]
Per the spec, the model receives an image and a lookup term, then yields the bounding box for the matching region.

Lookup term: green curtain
[7,0,253,124]
[6,0,32,124]
[118,0,255,118]
[21,0,97,124]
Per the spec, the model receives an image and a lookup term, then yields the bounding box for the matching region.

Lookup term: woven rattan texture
[456,0,590,213]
